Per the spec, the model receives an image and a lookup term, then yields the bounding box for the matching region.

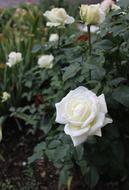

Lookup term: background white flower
[38,54,54,69]
[77,23,100,33]
[80,4,105,25]
[43,8,75,27]
[55,86,112,146]
[49,33,59,42]
[101,0,115,13]
[6,52,22,67]
[1,92,11,103]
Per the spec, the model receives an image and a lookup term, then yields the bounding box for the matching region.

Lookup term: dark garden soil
[0,118,122,190]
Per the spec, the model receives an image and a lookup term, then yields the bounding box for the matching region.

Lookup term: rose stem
[87,24,92,55]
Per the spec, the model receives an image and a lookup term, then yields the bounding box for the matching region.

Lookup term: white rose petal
[71,133,88,147]
[55,86,112,146]
[77,23,100,33]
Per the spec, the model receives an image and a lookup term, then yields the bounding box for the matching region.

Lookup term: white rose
[1,92,11,102]
[49,33,59,42]
[80,4,105,25]
[6,52,22,67]
[55,86,112,146]
[38,54,54,69]
[43,8,75,27]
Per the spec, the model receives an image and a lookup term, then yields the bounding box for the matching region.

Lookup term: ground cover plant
[1,0,129,189]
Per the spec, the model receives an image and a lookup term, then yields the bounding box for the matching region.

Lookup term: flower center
[73,104,85,117]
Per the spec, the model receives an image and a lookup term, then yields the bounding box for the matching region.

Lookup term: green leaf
[76,145,84,160]
[28,151,43,164]
[59,168,70,185]
[113,86,129,107]
[54,145,69,161]
[42,122,52,135]
[32,44,42,53]
[118,0,129,8]
[45,149,55,161]
[91,67,105,80]
[63,63,81,82]
[108,78,126,87]
[28,142,46,164]
[85,166,99,188]
[34,142,46,152]
[94,39,113,51]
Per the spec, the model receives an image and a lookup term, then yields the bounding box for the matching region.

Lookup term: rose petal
[46,22,61,27]
[103,117,113,126]
[94,128,102,137]
[88,113,105,136]
[71,133,88,146]
[64,123,90,137]
[65,16,75,24]
[98,94,107,113]
[55,102,67,124]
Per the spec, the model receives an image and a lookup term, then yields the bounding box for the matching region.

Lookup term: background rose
[6,51,22,67]
[1,92,11,103]
[80,4,105,25]
[43,8,75,27]
[55,86,112,146]
[38,54,54,69]
[49,33,59,42]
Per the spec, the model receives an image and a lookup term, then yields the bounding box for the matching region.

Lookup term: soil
[0,118,122,190]
[0,119,84,190]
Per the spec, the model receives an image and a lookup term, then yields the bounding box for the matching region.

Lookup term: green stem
[58,29,62,49]
[87,24,92,55]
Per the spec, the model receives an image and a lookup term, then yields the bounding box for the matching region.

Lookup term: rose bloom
[6,52,22,67]
[80,4,105,25]
[49,33,59,42]
[43,8,75,27]
[38,54,54,69]
[55,86,112,146]
[1,92,11,102]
